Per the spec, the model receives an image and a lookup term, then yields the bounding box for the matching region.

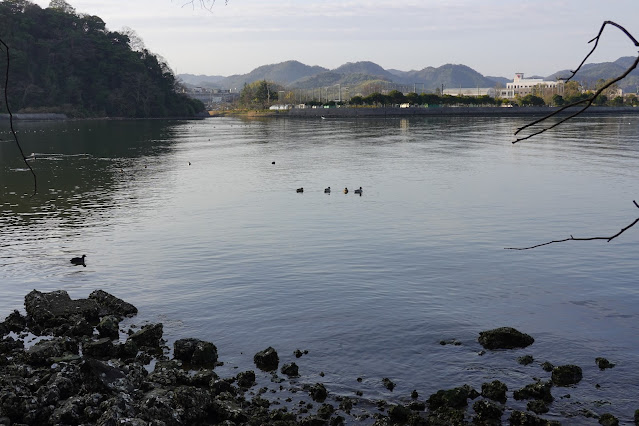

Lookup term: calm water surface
[1,115,639,423]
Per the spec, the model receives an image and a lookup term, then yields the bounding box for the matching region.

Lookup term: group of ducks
[296,186,362,195]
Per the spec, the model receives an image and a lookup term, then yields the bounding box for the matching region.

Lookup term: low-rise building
[499,73,564,99]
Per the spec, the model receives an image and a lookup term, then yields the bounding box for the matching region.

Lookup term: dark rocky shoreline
[0,290,634,425]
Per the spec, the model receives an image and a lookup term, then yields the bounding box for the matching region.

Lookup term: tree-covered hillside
[0,0,205,118]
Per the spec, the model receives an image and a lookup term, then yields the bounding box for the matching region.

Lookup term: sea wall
[285,106,639,119]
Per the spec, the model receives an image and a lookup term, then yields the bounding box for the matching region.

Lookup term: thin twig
[506,201,639,250]
[512,21,639,144]
[0,38,37,196]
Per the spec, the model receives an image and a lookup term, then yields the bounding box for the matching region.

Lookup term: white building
[499,73,564,99]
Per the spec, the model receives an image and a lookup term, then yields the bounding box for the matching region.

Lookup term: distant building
[269,104,293,110]
[499,73,564,99]
[443,88,496,97]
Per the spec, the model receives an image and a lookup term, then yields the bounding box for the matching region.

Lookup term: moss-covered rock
[281,362,299,377]
[513,381,553,403]
[595,357,615,370]
[481,380,508,403]
[173,338,218,366]
[509,410,561,425]
[527,399,549,414]
[598,413,619,426]
[473,399,504,424]
[478,327,534,350]
[427,384,479,410]
[309,383,327,402]
[382,377,396,391]
[551,364,582,386]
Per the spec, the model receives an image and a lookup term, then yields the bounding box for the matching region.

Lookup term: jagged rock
[478,327,534,350]
[509,410,561,425]
[528,399,550,414]
[118,339,138,360]
[551,364,582,386]
[382,377,396,391]
[595,357,615,370]
[149,360,189,386]
[254,346,279,371]
[236,370,256,388]
[317,403,335,419]
[518,355,534,365]
[25,290,99,327]
[127,323,163,348]
[3,310,26,332]
[481,380,508,403]
[0,336,24,355]
[97,315,120,340]
[80,358,135,394]
[598,413,619,426]
[173,338,218,366]
[541,361,554,372]
[473,399,504,423]
[281,362,299,377]
[309,383,327,402]
[388,404,411,423]
[27,337,78,365]
[89,289,138,318]
[83,337,116,359]
[427,384,479,410]
[513,381,553,402]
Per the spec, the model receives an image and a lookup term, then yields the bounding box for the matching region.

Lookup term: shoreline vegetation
[214,105,639,119]
[0,289,634,425]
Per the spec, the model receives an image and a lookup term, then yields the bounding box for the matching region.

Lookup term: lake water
[1,115,639,423]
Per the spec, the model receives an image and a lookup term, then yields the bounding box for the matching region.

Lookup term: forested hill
[0,0,204,118]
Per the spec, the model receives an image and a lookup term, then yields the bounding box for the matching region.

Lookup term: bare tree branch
[512,21,639,144]
[0,38,37,196]
[181,0,228,11]
[506,21,639,249]
[505,201,639,250]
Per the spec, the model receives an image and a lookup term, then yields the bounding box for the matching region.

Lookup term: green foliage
[518,94,545,106]
[0,0,204,117]
[239,80,283,109]
[551,94,565,106]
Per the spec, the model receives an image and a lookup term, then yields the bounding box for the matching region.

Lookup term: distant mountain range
[178,57,639,94]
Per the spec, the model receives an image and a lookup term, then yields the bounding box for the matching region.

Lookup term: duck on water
[70,255,86,267]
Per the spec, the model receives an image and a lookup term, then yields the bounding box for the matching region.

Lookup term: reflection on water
[1,115,639,422]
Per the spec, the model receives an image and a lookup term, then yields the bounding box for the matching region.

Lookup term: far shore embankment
[281,105,639,119]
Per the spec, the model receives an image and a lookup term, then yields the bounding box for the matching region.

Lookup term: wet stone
[254,346,279,371]
[481,380,508,403]
[473,399,504,423]
[97,315,120,340]
[382,377,395,391]
[595,357,615,370]
[513,381,553,403]
[173,338,218,367]
[551,364,583,386]
[478,327,534,350]
[236,370,256,389]
[281,362,299,377]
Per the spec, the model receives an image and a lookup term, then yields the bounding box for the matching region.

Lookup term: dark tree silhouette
[506,21,639,250]
[0,38,36,196]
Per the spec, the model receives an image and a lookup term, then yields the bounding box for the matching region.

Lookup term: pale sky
[31,0,639,79]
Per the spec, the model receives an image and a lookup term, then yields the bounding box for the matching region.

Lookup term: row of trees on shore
[236,80,639,109]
